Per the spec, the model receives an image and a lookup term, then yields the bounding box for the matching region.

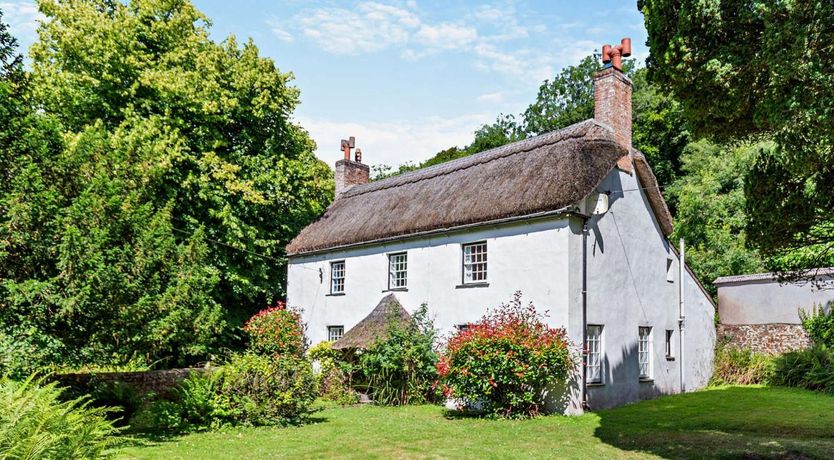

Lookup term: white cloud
[413,22,477,50]
[267,18,294,43]
[0,1,41,40]
[297,113,493,167]
[476,91,506,103]
[295,2,418,55]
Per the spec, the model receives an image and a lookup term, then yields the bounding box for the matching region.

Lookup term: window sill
[325,292,346,297]
[382,287,408,292]
[639,378,654,383]
[586,382,605,387]
[455,282,490,289]
[666,356,675,361]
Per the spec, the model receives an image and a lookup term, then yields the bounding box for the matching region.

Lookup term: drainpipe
[679,238,686,393]
[581,219,589,410]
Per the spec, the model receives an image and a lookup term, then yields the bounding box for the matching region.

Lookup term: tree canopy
[640,0,834,273]
[0,0,333,373]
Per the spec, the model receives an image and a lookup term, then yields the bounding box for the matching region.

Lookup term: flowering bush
[436,292,575,417]
[243,302,305,357]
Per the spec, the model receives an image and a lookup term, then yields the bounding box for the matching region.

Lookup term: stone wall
[716,323,811,354]
[52,368,209,398]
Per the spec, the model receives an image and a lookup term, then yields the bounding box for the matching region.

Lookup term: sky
[0,0,648,168]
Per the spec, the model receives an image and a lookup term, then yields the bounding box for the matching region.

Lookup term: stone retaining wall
[52,368,209,398]
[716,323,811,354]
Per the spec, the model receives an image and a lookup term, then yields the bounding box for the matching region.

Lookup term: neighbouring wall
[52,368,208,398]
[716,324,811,355]
[715,271,833,354]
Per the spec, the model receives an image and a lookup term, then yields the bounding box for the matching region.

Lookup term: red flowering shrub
[436,292,575,417]
[243,302,305,357]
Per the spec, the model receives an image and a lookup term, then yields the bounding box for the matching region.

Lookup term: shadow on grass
[593,386,834,460]
[112,415,331,450]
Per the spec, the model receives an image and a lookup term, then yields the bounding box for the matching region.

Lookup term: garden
[3,293,834,459]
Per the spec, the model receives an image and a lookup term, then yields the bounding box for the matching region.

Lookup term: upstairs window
[462,241,488,284]
[328,325,344,342]
[638,326,652,380]
[330,261,345,294]
[586,325,603,384]
[388,252,408,289]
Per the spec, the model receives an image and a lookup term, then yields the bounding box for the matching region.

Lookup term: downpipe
[581,218,589,410]
[679,238,686,393]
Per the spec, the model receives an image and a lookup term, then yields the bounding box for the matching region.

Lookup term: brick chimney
[594,38,633,172]
[335,136,369,198]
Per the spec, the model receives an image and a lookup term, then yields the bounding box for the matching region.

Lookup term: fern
[0,376,119,460]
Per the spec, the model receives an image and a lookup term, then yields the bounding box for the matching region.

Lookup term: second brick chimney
[594,38,633,172]
[335,137,369,198]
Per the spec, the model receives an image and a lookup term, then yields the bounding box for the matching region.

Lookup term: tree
[384,55,689,193]
[0,0,333,370]
[640,0,834,274]
[667,141,765,296]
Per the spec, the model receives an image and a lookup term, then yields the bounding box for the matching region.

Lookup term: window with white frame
[462,242,488,283]
[638,326,652,379]
[586,325,603,384]
[388,252,408,289]
[328,326,344,342]
[330,261,345,294]
[665,330,674,359]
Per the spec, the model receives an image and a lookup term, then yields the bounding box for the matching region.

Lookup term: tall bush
[770,345,834,394]
[308,341,358,405]
[219,354,316,426]
[359,304,438,405]
[436,292,574,418]
[710,341,774,386]
[0,377,118,459]
[800,302,834,348]
[243,302,306,357]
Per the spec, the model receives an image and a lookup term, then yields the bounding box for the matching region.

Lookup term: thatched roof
[332,294,412,350]
[288,120,635,255]
[631,149,674,236]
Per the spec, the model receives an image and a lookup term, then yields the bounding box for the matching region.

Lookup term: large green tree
[640,0,834,273]
[668,141,765,296]
[0,0,332,372]
[377,55,689,191]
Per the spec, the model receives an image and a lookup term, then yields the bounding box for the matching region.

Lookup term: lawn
[117,386,834,459]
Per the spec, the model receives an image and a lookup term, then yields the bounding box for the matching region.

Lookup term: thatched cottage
[286,40,716,412]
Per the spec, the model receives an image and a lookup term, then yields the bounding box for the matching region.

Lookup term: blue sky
[1,0,648,167]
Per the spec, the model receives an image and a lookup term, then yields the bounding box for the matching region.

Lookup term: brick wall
[593,67,633,172]
[52,368,209,398]
[716,323,811,354]
[335,159,370,198]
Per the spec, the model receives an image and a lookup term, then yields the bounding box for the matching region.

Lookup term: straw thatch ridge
[287,120,628,255]
[631,148,674,236]
[332,294,412,350]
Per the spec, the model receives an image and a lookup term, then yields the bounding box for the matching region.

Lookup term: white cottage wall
[287,218,573,346]
[569,167,715,410]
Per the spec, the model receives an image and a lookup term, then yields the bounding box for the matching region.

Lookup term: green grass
[117,386,834,459]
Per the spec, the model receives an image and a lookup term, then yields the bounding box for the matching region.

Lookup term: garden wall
[716,323,811,355]
[52,368,209,397]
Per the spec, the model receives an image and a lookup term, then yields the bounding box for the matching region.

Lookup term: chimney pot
[595,39,633,172]
[334,137,369,198]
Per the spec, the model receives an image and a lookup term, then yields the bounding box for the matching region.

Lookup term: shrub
[800,302,834,348]
[359,304,438,405]
[436,292,574,418]
[219,353,317,426]
[0,377,118,459]
[308,341,358,405]
[243,302,306,357]
[770,345,834,393]
[710,341,774,386]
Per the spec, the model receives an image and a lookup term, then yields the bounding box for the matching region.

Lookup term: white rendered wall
[569,167,716,410]
[287,218,573,346]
